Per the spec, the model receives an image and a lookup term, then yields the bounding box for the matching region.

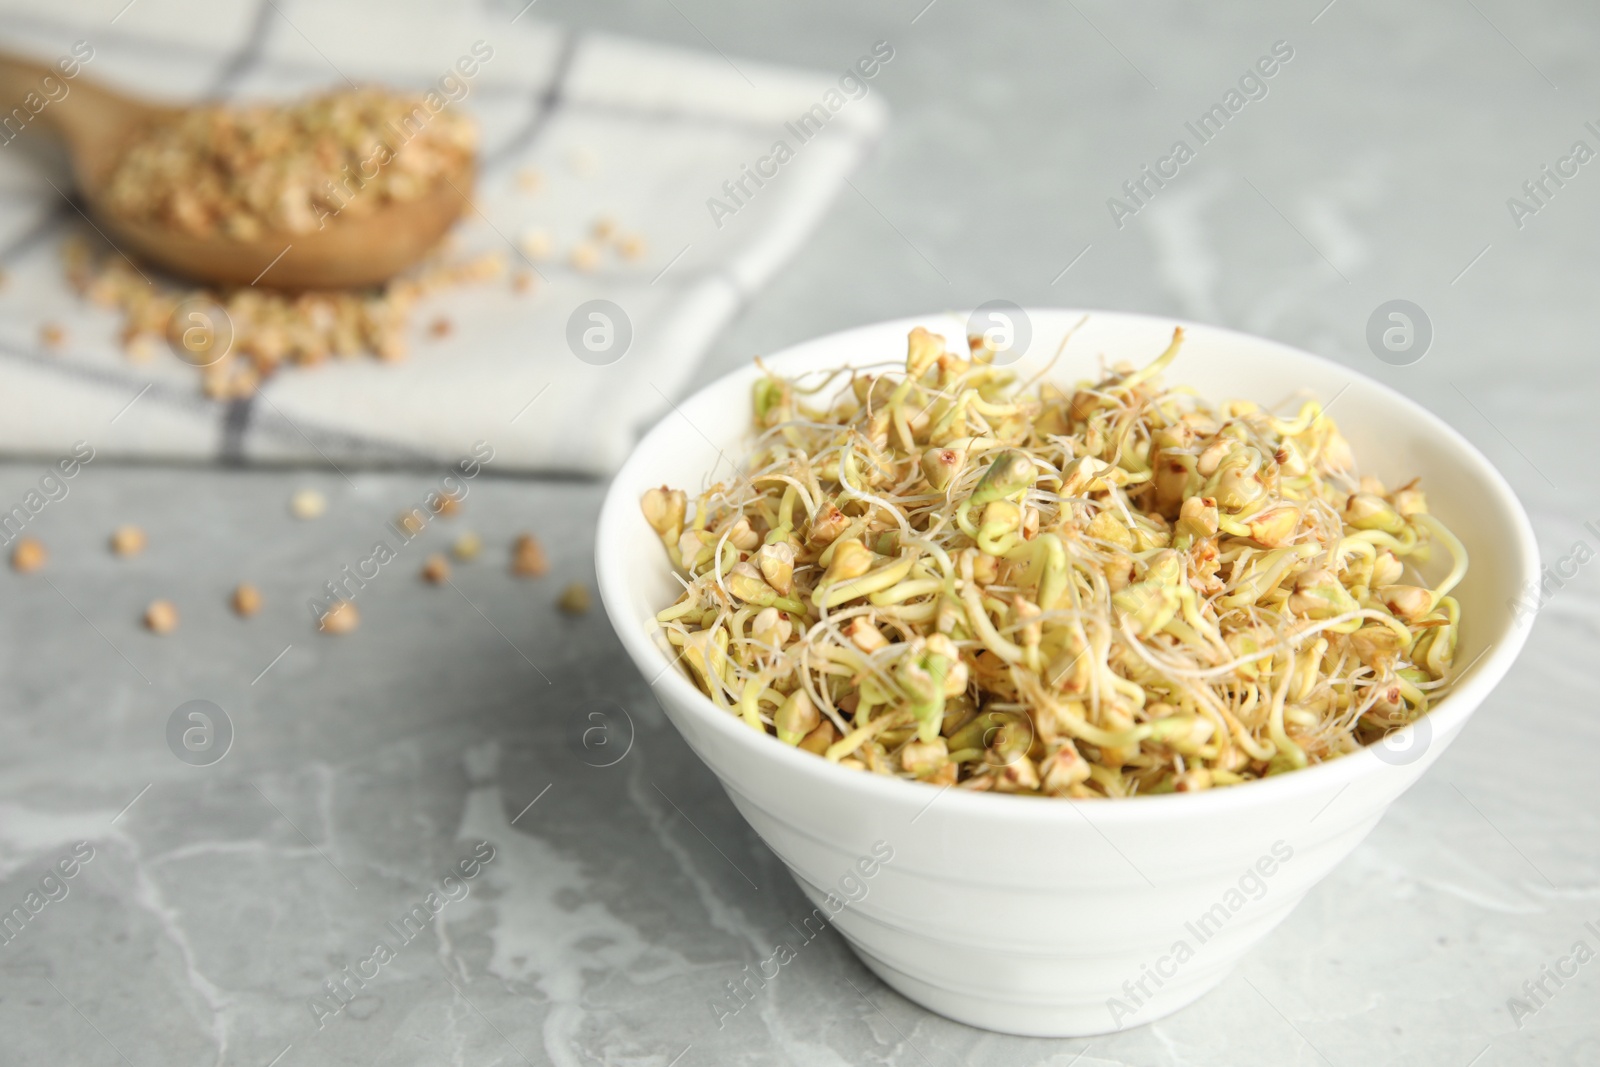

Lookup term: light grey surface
[2,1,1597,1065]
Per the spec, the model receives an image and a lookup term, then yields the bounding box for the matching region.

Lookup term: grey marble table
[3,1,1598,1065]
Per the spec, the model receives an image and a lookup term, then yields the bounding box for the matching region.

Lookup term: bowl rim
[596,308,1541,824]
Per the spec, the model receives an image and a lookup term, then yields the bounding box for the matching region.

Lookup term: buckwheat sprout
[837,441,913,537]
[750,472,818,521]
[641,324,1467,795]
[1415,513,1468,602]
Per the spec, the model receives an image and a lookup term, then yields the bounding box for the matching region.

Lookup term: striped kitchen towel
[0,0,889,473]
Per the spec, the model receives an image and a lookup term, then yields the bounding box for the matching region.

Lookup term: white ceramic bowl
[595,311,1539,1037]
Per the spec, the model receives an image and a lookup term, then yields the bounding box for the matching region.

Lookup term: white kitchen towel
[0,0,888,473]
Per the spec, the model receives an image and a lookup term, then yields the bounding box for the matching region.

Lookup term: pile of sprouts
[640,324,1467,797]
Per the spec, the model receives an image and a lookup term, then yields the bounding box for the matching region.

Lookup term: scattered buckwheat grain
[558,582,591,614]
[65,235,505,393]
[144,599,179,634]
[511,533,549,577]
[232,582,262,617]
[319,599,359,634]
[40,323,65,349]
[110,525,147,557]
[452,532,481,561]
[11,537,45,573]
[422,554,451,584]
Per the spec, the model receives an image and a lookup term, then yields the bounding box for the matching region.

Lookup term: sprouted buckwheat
[641,324,1467,797]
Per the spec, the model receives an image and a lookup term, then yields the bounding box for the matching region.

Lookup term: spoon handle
[0,52,169,184]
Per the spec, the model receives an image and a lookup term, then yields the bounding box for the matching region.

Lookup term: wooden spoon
[0,54,472,289]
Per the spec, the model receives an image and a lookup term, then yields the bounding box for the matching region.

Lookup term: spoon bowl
[89,179,474,289]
